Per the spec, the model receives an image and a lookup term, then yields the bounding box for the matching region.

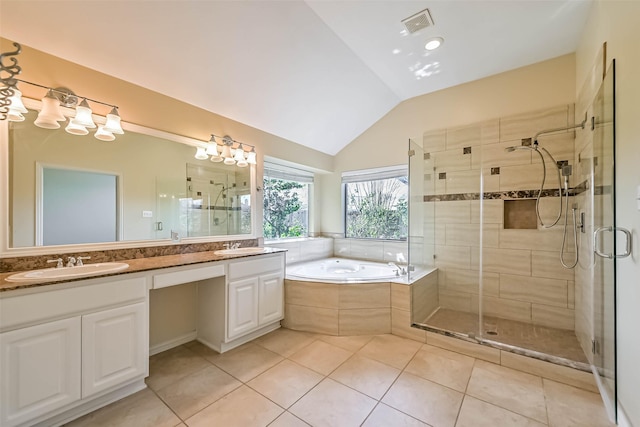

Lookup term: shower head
[504,145,533,153]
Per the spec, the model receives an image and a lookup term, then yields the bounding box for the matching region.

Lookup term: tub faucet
[388,262,407,275]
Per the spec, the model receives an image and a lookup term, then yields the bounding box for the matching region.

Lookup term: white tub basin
[6,262,130,282]
[214,247,266,256]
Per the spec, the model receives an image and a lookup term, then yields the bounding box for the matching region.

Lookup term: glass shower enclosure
[408,62,619,421]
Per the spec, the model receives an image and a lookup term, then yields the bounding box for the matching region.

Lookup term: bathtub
[286,257,403,283]
[286,257,434,284]
[283,257,438,336]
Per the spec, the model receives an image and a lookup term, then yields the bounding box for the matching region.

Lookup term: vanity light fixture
[193,133,258,167]
[1,42,125,140]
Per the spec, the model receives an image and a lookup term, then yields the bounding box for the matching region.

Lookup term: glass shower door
[592,60,618,421]
[408,138,430,280]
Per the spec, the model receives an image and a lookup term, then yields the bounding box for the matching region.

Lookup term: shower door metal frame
[590,59,619,423]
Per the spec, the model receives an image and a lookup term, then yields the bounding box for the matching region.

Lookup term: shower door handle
[594,226,632,259]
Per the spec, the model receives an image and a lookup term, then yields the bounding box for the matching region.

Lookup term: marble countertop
[0,248,286,293]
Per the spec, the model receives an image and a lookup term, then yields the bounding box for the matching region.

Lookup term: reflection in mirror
[41,166,119,245]
[8,108,253,248]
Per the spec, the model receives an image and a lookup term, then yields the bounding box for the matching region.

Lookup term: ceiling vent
[401,8,434,34]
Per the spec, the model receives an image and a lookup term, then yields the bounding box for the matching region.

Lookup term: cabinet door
[82,302,147,398]
[228,277,259,339]
[258,272,284,325]
[0,317,81,427]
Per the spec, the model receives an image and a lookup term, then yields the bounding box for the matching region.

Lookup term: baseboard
[617,401,633,427]
[149,331,198,356]
[199,322,281,354]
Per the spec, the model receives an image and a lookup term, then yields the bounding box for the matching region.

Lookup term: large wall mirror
[1,102,256,255]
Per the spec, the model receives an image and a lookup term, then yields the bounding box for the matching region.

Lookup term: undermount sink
[214,247,266,256]
[6,262,130,282]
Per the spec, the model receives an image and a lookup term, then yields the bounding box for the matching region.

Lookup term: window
[343,166,408,240]
[263,162,313,239]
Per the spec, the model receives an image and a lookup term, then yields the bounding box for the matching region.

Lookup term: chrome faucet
[231,242,241,249]
[76,256,91,266]
[47,258,63,268]
[66,257,77,268]
[388,262,407,275]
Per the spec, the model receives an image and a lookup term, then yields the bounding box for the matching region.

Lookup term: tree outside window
[263,177,309,239]
[345,176,407,240]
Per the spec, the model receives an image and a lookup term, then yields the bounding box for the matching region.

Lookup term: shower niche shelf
[504,199,537,229]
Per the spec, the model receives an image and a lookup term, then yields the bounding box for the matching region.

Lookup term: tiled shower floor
[421,308,589,364]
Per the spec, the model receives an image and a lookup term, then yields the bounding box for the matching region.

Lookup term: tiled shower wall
[424,105,578,330]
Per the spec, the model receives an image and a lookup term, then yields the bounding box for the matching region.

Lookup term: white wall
[321,54,576,234]
[576,1,640,425]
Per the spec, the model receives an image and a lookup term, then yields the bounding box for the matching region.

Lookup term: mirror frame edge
[1,97,259,258]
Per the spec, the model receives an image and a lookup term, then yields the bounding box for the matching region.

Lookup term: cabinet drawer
[153,264,225,289]
[0,276,147,332]
[228,254,283,280]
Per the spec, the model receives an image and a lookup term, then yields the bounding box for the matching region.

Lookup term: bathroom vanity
[0,250,285,427]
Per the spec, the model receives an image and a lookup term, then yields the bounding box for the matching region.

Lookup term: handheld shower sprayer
[504,121,585,269]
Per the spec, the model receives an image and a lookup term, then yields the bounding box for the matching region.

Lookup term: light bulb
[424,37,443,51]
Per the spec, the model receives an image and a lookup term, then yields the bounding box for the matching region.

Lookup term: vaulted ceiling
[0,0,591,155]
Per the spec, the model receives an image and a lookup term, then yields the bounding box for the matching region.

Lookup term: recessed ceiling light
[425,37,443,51]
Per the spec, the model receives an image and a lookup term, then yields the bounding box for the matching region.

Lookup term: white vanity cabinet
[0,275,148,427]
[197,252,285,353]
[0,317,81,427]
[227,253,285,340]
[81,302,147,398]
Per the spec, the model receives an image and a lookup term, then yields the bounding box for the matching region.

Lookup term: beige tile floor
[66,328,613,427]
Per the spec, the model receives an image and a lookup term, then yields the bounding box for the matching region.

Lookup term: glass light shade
[210,155,224,163]
[8,89,28,114]
[234,144,246,162]
[65,119,89,135]
[73,99,96,128]
[206,143,219,156]
[94,125,116,141]
[195,147,208,160]
[236,158,248,167]
[103,107,124,134]
[221,144,232,159]
[246,149,257,165]
[35,92,66,128]
[223,156,236,165]
[7,107,25,122]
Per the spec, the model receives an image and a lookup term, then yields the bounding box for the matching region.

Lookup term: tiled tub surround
[333,238,409,264]
[263,237,333,265]
[283,267,438,337]
[421,105,580,342]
